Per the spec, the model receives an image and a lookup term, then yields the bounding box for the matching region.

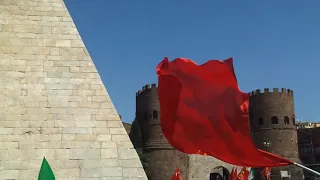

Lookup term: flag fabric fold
[156,57,293,167]
[38,157,55,180]
[171,168,182,180]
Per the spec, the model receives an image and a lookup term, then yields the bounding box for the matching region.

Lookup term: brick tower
[135,84,189,180]
[0,0,147,179]
[249,88,303,180]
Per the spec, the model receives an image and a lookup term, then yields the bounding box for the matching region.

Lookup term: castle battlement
[250,88,293,96]
[136,83,157,96]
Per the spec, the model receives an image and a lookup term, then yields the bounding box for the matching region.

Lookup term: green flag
[38,157,55,180]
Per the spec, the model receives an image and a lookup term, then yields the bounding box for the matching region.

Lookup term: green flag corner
[38,157,55,180]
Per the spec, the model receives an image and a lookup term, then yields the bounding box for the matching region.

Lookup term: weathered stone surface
[188,155,237,180]
[0,0,147,179]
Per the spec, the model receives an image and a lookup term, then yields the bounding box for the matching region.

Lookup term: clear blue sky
[64,0,320,123]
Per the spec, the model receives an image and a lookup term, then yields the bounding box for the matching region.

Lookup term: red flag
[237,167,250,180]
[230,167,238,180]
[171,168,182,180]
[156,57,293,167]
[262,167,271,180]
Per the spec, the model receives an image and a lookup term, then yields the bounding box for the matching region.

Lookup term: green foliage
[136,148,152,179]
[129,119,143,148]
[130,119,151,178]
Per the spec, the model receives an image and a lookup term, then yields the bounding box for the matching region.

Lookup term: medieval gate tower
[0,0,147,179]
[249,88,303,180]
[136,84,189,180]
[133,85,305,180]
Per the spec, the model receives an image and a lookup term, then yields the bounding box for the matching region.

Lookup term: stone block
[76,134,97,141]
[71,40,84,47]
[101,148,118,159]
[107,121,123,127]
[111,135,130,142]
[35,141,62,149]
[100,178,122,180]
[34,134,61,142]
[79,159,119,169]
[75,120,97,127]
[0,142,19,149]
[34,149,56,159]
[17,169,38,180]
[0,170,19,180]
[123,168,145,178]
[0,128,14,134]
[95,121,108,127]
[53,168,80,179]
[55,120,76,127]
[74,114,92,121]
[70,149,101,160]
[101,142,117,148]
[80,168,101,178]
[100,167,122,177]
[93,128,110,134]
[62,127,93,134]
[54,149,70,160]
[110,128,127,135]
[59,160,80,168]
[97,134,112,141]
[62,134,76,141]
[119,159,143,168]
[62,141,101,149]
[56,39,71,47]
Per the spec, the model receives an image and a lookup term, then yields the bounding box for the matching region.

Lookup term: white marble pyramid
[0,0,147,179]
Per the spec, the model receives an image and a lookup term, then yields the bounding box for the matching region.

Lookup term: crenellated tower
[136,84,162,147]
[135,84,189,180]
[249,88,303,180]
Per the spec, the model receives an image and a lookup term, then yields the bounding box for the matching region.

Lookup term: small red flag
[230,167,238,180]
[262,167,271,180]
[171,168,182,180]
[237,167,249,180]
[156,57,293,167]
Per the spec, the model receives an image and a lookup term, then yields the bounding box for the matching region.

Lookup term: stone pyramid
[0,0,147,179]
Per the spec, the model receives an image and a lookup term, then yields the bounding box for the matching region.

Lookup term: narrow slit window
[153,110,158,119]
[284,116,290,124]
[258,118,264,125]
[271,116,278,124]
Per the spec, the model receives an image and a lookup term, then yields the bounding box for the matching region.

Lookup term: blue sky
[64,0,320,123]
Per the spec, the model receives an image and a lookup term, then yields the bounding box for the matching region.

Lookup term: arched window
[284,116,290,124]
[271,116,278,124]
[258,118,264,125]
[152,110,158,119]
[144,112,148,120]
[292,117,295,125]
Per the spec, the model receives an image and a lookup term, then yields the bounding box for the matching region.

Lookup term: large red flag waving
[156,57,293,167]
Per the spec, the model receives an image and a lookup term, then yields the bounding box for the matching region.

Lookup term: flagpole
[293,162,320,176]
